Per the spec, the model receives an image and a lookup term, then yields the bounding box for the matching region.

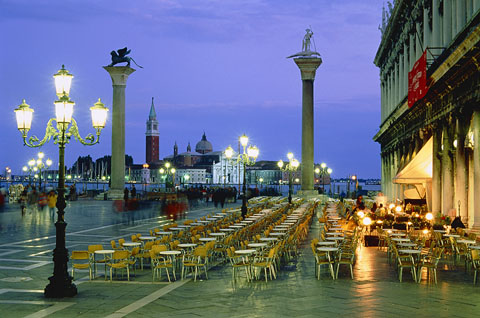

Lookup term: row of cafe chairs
[71,197,315,283]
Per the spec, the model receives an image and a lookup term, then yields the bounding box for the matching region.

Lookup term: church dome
[195,132,213,154]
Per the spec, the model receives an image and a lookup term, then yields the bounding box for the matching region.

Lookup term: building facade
[374,0,480,228]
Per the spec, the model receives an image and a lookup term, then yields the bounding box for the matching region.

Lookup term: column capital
[294,58,322,81]
[103,66,136,86]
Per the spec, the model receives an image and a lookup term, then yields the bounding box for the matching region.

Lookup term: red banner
[408,50,428,108]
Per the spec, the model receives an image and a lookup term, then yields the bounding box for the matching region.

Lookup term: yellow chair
[111,240,123,250]
[127,247,141,276]
[150,247,175,282]
[226,246,251,281]
[252,248,277,282]
[471,249,480,285]
[182,246,208,281]
[107,250,130,281]
[418,247,444,284]
[88,244,106,277]
[71,251,92,280]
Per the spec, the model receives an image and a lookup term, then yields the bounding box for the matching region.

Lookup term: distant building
[145,97,159,164]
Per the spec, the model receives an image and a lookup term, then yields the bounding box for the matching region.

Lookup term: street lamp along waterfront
[14,65,108,298]
[315,162,332,194]
[277,152,300,204]
[224,134,259,217]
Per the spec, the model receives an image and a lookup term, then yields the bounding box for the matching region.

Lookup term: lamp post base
[296,190,318,198]
[44,275,77,298]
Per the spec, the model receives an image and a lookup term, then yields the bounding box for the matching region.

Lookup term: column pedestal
[472,110,480,229]
[293,57,322,192]
[103,66,135,199]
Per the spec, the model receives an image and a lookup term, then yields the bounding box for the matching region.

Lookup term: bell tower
[146,97,159,163]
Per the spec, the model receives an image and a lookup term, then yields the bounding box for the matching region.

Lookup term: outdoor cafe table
[198,220,210,224]
[139,236,156,241]
[209,232,226,237]
[283,222,296,225]
[206,218,217,221]
[273,227,288,231]
[219,228,234,232]
[329,227,343,231]
[326,232,343,236]
[159,250,182,270]
[248,243,268,249]
[389,233,406,237]
[177,225,191,228]
[156,231,172,236]
[190,223,203,226]
[234,249,257,281]
[316,247,338,279]
[397,242,417,248]
[94,249,114,280]
[398,249,421,257]
[470,245,480,250]
[392,238,411,242]
[444,234,461,238]
[168,227,184,231]
[122,242,141,248]
[259,237,278,242]
[213,215,224,218]
[229,225,243,229]
[199,237,216,242]
[457,239,477,245]
[326,237,344,241]
[317,241,336,246]
[269,232,284,237]
[241,220,253,224]
[434,230,447,233]
[178,243,197,248]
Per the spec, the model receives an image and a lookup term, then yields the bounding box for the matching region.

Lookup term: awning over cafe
[393,137,432,184]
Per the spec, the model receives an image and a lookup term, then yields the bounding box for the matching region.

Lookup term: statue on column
[287,28,321,58]
[108,47,143,68]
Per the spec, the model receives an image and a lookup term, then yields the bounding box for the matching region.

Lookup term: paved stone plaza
[0,200,479,318]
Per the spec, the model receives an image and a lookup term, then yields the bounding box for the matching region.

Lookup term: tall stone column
[474,0,480,13]
[443,0,452,46]
[293,57,322,195]
[403,42,409,97]
[432,124,442,214]
[472,110,480,229]
[455,115,468,220]
[457,0,466,31]
[423,4,431,49]
[442,122,454,215]
[432,0,441,47]
[104,66,136,198]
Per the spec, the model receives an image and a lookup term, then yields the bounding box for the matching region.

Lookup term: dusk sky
[0,0,384,179]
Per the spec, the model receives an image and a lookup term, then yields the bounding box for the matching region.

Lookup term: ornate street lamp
[278,152,299,204]
[14,65,108,298]
[225,134,259,217]
[315,163,332,195]
[159,162,176,191]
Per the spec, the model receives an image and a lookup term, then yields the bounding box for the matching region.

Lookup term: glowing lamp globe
[287,152,294,160]
[291,159,300,169]
[14,99,34,134]
[425,212,434,221]
[362,217,372,226]
[247,145,259,159]
[277,160,284,169]
[239,134,249,147]
[357,211,365,218]
[53,65,74,96]
[90,99,108,129]
[54,95,74,124]
[224,146,234,159]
